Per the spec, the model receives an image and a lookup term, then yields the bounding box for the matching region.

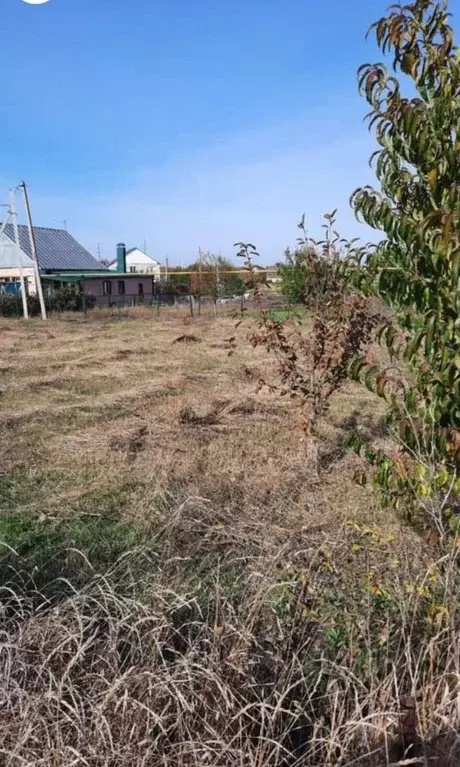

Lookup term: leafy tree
[220,272,246,297]
[187,252,245,298]
[186,253,234,272]
[278,246,317,304]
[347,0,460,520]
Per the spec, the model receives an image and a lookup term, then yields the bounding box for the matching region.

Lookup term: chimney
[117,242,126,273]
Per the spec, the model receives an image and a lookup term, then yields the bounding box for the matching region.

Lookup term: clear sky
[2,0,458,264]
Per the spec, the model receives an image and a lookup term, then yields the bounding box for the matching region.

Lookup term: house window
[138,283,144,296]
[103,280,112,296]
[129,266,137,273]
[118,280,125,295]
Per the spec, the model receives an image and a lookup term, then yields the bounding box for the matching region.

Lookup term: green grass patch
[0,469,152,593]
[0,513,145,570]
[0,510,150,596]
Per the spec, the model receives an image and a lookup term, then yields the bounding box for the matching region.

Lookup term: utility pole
[97,242,102,261]
[144,239,148,254]
[20,182,47,320]
[9,190,28,319]
[165,255,169,281]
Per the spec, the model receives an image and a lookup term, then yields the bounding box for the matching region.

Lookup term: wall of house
[0,234,37,294]
[82,275,154,305]
[0,267,36,294]
[125,263,161,275]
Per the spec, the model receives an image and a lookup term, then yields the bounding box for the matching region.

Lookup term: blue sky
[2,0,456,264]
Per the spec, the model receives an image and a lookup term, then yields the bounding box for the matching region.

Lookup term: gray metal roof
[1,224,104,272]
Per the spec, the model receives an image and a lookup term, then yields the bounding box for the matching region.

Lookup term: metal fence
[0,288,294,320]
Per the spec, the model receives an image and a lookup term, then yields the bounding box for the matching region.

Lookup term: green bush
[0,293,42,317]
[53,284,96,312]
[0,286,96,317]
[345,0,460,523]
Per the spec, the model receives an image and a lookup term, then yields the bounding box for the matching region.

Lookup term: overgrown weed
[0,498,459,766]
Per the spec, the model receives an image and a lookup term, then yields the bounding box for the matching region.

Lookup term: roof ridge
[124,247,159,258]
[1,223,68,234]
[18,224,67,232]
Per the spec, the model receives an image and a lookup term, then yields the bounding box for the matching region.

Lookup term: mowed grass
[0,308,458,766]
[0,308,385,551]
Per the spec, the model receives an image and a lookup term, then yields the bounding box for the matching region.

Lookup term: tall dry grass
[1,501,460,767]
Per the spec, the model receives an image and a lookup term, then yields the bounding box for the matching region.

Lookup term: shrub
[235,233,380,474]
[0,293,42,317]
[53,284,92,312]
[344,0,460,527]
[0,286,96,317]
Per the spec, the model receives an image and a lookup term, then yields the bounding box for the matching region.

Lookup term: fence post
[189,293,194,319]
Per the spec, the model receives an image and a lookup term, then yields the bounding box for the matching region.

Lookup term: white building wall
[108,248,161,276]
[0,266,36,294]
[0,234,37,294]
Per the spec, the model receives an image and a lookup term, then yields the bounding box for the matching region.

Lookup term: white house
[108,247,161,275]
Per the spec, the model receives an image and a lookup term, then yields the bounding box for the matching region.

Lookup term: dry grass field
[0,308,458,766]
[0,307,389,543]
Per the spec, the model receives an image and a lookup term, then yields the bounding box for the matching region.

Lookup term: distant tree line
[158,253,247,298]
